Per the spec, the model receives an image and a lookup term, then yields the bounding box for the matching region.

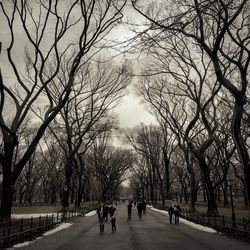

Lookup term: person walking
[127,201,132,221]
[137,202,143,220]
[109,204,117,233]
[103,203,109,222]
[173,204,181,224]
[168,205,174,224]
[97,203,105,233]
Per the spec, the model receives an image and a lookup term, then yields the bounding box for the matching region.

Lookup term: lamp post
[228,179,236,227]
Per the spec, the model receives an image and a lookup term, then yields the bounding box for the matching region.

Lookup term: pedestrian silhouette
[173,204,181,224]
[127,201,132,221]
[109,204,117,233]
[103,203,109,222]
[97,203,106,233]
[168,205,174,224]
[137,202,143,220]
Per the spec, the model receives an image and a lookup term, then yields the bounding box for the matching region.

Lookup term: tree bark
[63,157,73,208]
[0,140,15,221]
[162,147,171,199]
[199,157,219,216]
[0,173,13,221]
[189,172,197,212]
[185,152,197,212]
[231,100,250,209]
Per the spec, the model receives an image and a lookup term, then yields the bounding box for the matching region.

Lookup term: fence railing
[0,207,96,248]
[154,204,250,242]
[180,209,250,241]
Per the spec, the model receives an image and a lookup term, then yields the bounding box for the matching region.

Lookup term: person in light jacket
[109,204,117,233]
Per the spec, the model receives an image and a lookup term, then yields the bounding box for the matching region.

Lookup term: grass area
[179,202,250,219]
[12,200,249,219]
[12,205,62,214]
[12,202,96,214]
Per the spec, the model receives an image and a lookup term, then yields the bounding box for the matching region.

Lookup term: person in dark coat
[127,201,132,221]
[103,203,109,222]
[137,202,143,220]
[168,205,174,224]
[97,203,105,233]
[109,204,117,233]
[173,204,181,224]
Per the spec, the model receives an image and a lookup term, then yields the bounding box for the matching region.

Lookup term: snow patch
[9,223,73,249]
[150,207,217,233]
[11,213,62,219]
[10,241,31,248]
[43,222,72,236]
[179,218,217,233]
[85,210,96,217]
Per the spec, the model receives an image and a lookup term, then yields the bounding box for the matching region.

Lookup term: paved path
[11,204,250,250]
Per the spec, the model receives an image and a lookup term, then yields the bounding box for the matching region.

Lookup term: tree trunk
[205,181,219,216]
[70,181,75,204]
[75,178,82,207]
[50,185,57,205]
[160,182,165,206]
[222,183,229,206]
[150,184,154,204]
[199,157,219,216]
[0,142,15,222]
[189,172,197,212]
[0,164,13,222]
[63,157,73,208]
[162,148,171,199]
[231,100,250,210]
[18,186,25,204]
[146,185,150,202]
[203,188,207,203]
[185,153,197,212]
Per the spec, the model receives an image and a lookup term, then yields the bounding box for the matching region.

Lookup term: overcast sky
[111,1,157,128]
[114,93,156,128]
[0,1,157,131]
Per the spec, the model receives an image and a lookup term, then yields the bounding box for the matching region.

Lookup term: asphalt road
[11,204,250,250]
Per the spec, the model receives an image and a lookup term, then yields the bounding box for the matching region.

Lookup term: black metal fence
[0,207,96,248]
[154,204,250,242]
[180,209,250,241]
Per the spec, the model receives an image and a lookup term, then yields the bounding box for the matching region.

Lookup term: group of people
[127,200,146,221]
[97,200,147,234]
[97,200,181,234]
[97,203,117,233]
[168,204,181,224]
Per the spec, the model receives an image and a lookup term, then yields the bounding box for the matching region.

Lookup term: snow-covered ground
[8,210,96,249]
[85,210,96,217]
[8,207,216,249]
[7,223,73,249]
[11,213,62,219]
[150,207,217,233]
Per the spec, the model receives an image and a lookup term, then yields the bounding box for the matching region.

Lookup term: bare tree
[132,0,250,211]
[130,157,150,201]
[123,124,168,205]
[11,122,41,205]
[133,29,223,214]
[46,60,131,208]
[36,129,64,204]
[87,131,133,202]
[0,0,127,221]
